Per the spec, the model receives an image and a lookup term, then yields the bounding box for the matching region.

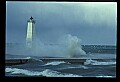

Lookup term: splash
[61,34,86,58]
[31,34,86,58]
[6,34,86,58]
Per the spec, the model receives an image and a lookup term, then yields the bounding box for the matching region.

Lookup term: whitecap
[44,61,66,66]
[84,59,116,65]
[5,67,81,77]
[96,76,115,78]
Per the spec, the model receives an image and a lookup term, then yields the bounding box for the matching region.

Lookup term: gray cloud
[6,2,117,45]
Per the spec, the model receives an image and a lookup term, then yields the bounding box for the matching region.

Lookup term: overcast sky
[6,2,117,45]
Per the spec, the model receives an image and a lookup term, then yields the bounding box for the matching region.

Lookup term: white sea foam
[59,65,88,70]
[67,66,88,69]
[24,57,31,59]
[40,69,81,77]
[44,61,66,66]
[84,59,116,65]
[5,67,81,77]
[96,76,115,78]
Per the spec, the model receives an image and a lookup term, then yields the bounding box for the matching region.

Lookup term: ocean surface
[5,54,116,78]
[5,43,116,77]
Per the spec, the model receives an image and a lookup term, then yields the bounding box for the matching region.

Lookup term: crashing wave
[44,61,66,66]
[5,67,81,77]
[84,59,116,65]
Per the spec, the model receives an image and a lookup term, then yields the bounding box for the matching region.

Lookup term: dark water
[5,53,116,77]
[5,44,116,77]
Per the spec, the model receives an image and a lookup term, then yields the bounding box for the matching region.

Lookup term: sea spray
[60,34,86,58]
[6,34,86,58]
[31,34,86,58]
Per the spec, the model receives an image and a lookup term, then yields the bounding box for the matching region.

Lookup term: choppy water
[5,53,116,77]
[5,41,116,77]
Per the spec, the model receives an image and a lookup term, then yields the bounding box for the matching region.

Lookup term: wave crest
[5,67,81,77]
[44,61,67,66]
[84,59,116,65]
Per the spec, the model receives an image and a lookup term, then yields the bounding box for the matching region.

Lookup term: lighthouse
[26,16,36,48]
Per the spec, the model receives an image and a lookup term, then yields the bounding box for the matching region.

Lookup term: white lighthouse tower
[26,16,36,48]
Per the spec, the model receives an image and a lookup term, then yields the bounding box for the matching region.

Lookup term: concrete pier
[5,58,86,66]
[40,58,87,64]
[5,58,115,66]
[5,59,29,66]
